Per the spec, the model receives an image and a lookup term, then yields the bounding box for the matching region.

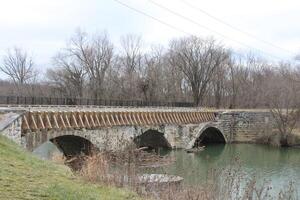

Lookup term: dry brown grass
[78,146,179,198]
[257,129,300,147]
[51,152,66,165]
[256,130,281,147]
[80,148,173,180]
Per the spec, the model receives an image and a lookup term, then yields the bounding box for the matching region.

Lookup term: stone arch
[189,125,226,148]
[50,135,96,157]
[134,129,171,150]
[26,130,98,156]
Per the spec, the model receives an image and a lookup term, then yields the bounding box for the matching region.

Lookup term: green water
[149,144,300,196]
[34,141,300,197]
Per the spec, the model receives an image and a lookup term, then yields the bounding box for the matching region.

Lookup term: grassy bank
[0,135,140,200]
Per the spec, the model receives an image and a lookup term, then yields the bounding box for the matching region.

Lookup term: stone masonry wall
[23,124,202,151]
[216,111,274,143]
[0,112,23,145]
[0,114,216,151]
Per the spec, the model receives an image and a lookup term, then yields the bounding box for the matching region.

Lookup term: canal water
[34,142,300,197]
[147,144,300,197]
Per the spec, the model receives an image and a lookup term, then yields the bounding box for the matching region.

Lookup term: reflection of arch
[197,144,225,160]
[134,129,171,150]
[50,135,96,157]
[193,126,226,147]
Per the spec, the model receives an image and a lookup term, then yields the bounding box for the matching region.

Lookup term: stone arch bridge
[0,107,273,156]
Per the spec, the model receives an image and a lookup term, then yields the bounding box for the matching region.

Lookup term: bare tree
[46,30,114,100]
[138,46,165,101]
[1,47,35,85]
[5,31,300,110]
[169,36,229,106]
[268,64,300,146]
[118,34,143,99]
[210,55,232,108]
[227,58,238,108]
[47,52,86,98]
[231,54,270,108]
[120,34,143,74]
[66,30,114,99]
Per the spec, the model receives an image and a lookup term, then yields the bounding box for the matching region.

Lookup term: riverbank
[1,133,298,200]
[0,134,140,200]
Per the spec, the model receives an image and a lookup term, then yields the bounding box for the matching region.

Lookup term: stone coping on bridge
[0,106,214,112]
[0,106,272,113]
[216,109,271,112]
[0,112,22,132]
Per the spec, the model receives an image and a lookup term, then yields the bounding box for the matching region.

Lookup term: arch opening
[134,130,171,152]
[50,135,96,158]
[194,127,226,147]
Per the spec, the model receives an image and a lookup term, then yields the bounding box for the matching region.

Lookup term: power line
[180,0,295,56]
[112,0,191,36]
[113,0,284,61]
[146,0,286,61]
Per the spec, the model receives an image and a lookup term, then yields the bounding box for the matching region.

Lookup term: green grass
[0,135,140,200]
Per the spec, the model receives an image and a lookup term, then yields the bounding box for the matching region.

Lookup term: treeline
[1,30,299,108]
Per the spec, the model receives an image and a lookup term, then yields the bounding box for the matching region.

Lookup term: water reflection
[33,141,300,196]
[151,144,300,196]
[197,144,225,160]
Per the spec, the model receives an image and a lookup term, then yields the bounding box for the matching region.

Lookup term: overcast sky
[0,0,299,76]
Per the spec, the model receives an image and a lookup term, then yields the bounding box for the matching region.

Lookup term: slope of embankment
[0,134,139,200]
